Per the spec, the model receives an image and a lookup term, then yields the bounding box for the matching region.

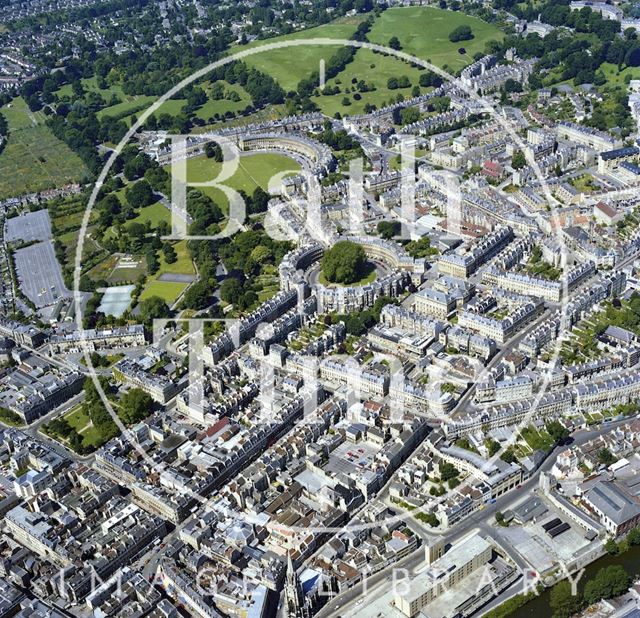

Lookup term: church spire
[283,551,311,618]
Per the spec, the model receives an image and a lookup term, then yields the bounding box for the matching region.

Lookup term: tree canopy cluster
[321,240,367,284]
[448,25,473,42]
[550,565,631,618]
[330,296,398,336]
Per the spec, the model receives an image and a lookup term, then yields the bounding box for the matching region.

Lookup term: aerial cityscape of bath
[1,0,640,617]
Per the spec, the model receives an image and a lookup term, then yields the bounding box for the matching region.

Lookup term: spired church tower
[283,552,312,618]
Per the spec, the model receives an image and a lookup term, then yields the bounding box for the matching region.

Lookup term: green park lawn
[127,201,170,228]
[195,82,253,121]
[0,97,89,199]
[139,279,188,304]
[1,96,45,129]
[159,240,195,275]
[174,151,301,213]
[63,406,106,450]
[234,7,503,118]
[139,240,194,305]
[313,47,426,116]
[96,95,155,121]
[238,18,362,92]
[599,62,640,89]
[56,75,128,101]
[98,80,252,127]
[367,7,504,72]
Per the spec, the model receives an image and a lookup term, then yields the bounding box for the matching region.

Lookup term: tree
[449,25,473,42]
[597,448,616,465]
[321,240,367,284]
[377,220,400,239]
[604,538,621,555]
[220,277,243,304]
[504,78,523,93]
[181,280,213,310]
[627,527,640,546]
[126,180,154,209]
[389,36,402,50]
[162,243,177,264]
[546,420,570,444]
[583,565,630,605]
[139,296,170,324]
[146,250,159,275]
[249,245,272,266]
[439,462,459,482]
[550,580,582,618]
[249,187,270,214]
[406,236,438,259]
[123,154,153,181]
[400,107,421,125]
[511,150,527,170]
[430,96,450,113]
[205,141,223,162]
[419,72,443,88]
[486,439,501,457]
[120,388,154,425]
[418,511,439,527]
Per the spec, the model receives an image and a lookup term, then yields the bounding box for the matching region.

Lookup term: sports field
[0,98,88,199]
[139,279,188,304]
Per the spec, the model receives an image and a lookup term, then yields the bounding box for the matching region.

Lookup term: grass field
[232,7,503,117]
[98,80,252,128]
[195,82,252,121]
[139,240,194,304]
[96,95,155,121]
[127,201,170,228]
[192,103,287,133]
[63,406,106,450]
[158,240,194,275]
[56,75,127,101]
[599,62,640,88]
[1,96,45,129]
[88,252,147,284]
[139,279,188,304]
[0,97,89,199]
[236,18,362,92]
[171,151,301,213]
[367,7,504,72]
[313,47,426,116]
